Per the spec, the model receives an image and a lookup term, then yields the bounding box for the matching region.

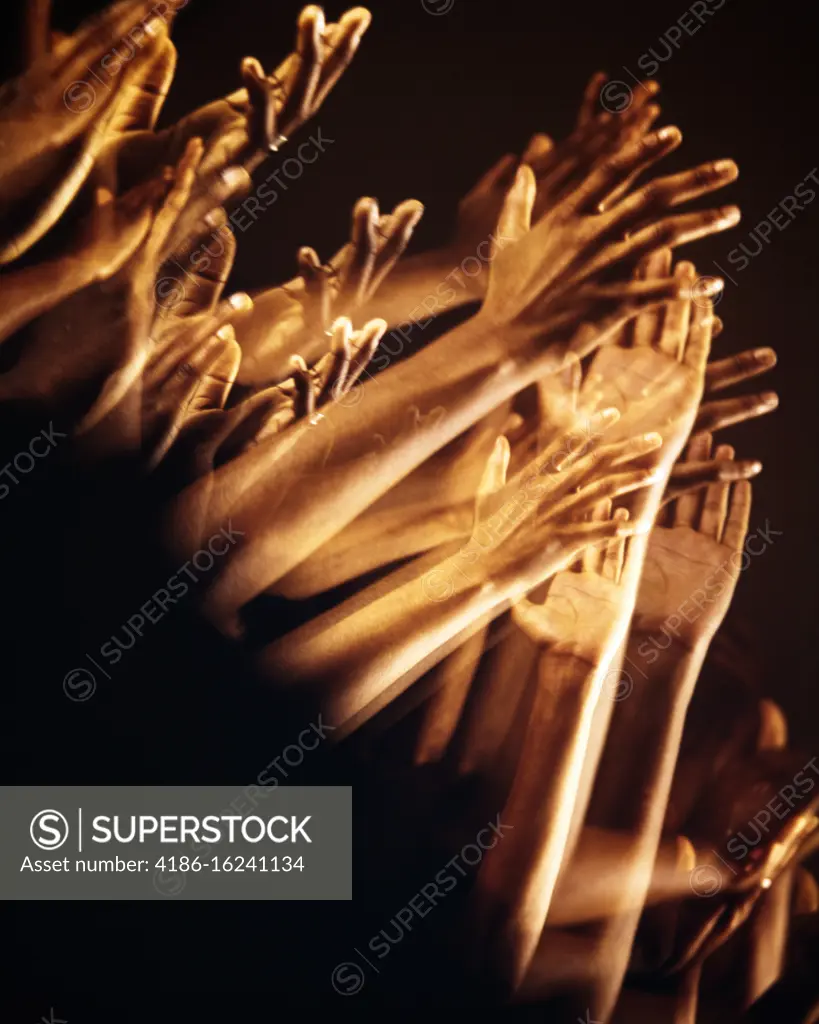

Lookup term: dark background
[2,0,818,1017]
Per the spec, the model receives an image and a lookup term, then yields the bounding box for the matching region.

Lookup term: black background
[2,0,818,1017]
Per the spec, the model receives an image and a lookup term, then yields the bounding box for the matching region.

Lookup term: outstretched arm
[257,427,659,735]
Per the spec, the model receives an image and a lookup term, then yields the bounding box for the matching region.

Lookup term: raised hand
[0,140,239,447]
[110,6,371,196]
[632,434,753,649]
[255,417,658,735]
[237,6,372,169]
[235,195,423,387]
[450,72,664,298]
[466,499,645,995]
[162,155,704,629]
[476,132,738,355]
[163,315,387,485]
[0,0,178,264]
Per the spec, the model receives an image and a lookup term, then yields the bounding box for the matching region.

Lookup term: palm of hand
[519,572,625,664]
[237,282,313,385]
[633,525,736,645]
[584,347,700,447]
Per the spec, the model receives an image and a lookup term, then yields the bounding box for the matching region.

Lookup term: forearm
[274,495,472,599]
[196,314,557,621]
[581,635,711,1021]
[469,650,619,993]
[412,624,490,766]
[275,411,510,598]
[589,636,708,831]
[453,617,537,778]
[548,827,696,926]
[0,253,108,346]
[355,245,482,330]
[259,543,521,735]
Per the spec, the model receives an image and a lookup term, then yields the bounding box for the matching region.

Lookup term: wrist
[626,630,711,683]
[436,241,488,301]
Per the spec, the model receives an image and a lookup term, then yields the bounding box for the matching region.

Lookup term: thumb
[494,164,536,250]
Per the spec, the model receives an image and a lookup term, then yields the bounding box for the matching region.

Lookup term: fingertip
[753,347,777,365]
[240,55,265,81]
[364,317,388,338]
[598,406,621,426]
[713,158,740,180]
[331,314,352,334]
[760,391,779,409]
[298,246,321,271]
[228,292,253,312]
[396,198,424,219]
[300,5,325,30]
[516,162,537,193]
[656,124,682,145]
[341,7,372,36]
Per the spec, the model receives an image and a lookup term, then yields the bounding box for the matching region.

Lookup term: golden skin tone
[455,276,766,997]
[0,141,255,453]
[257,422,662,736]
[234,196,424,389]
[3,3,800,1011]
[87,6,372,206]
[539,264,764,890]
[344,72,666,332]
[625,708,817,1023]
[259,256,769,942]
[265,259,775,604]
[167,134,742,631]
[0,0,181,264]
[466,500,641,996]
[520,464,754,1016]
[443,258,767,1006]
[543,457,753,1021]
